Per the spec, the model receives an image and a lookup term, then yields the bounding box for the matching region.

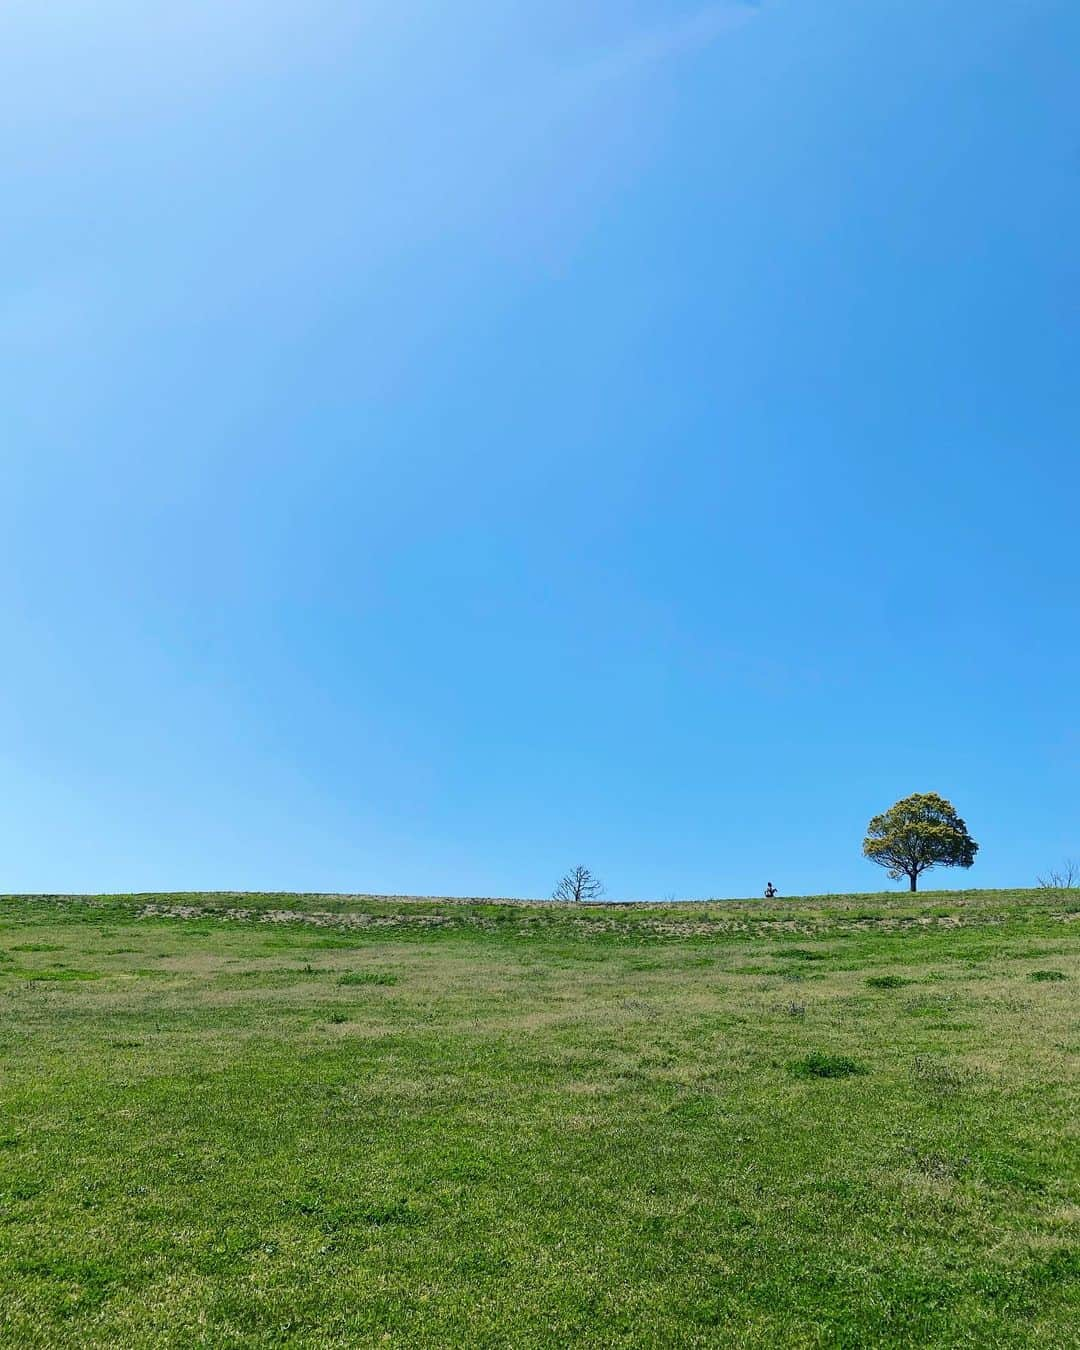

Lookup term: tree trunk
[909,872,918,892]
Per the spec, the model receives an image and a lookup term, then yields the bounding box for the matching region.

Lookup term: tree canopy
[862,792,978,891]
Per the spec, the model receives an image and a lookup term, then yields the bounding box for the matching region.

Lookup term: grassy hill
[0,888,1076,1346]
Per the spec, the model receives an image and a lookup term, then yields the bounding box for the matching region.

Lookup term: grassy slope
[0,889,1077,1347]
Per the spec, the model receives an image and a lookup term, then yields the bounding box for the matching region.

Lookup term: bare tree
[1036,859,1079,889]
[552,866,604,902]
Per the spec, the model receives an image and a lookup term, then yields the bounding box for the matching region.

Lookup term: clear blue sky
[2,1,1077,898]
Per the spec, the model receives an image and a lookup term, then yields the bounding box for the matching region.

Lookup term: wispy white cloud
[578,2,762,87]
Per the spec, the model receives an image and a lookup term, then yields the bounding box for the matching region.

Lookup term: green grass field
[1,889,1077,1347]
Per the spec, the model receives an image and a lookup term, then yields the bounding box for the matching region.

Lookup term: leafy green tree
[862,792,978,892]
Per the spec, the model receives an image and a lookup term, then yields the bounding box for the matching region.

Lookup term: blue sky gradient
[2,1,1078,897]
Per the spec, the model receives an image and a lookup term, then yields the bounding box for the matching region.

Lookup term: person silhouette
[764,882,778,898]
